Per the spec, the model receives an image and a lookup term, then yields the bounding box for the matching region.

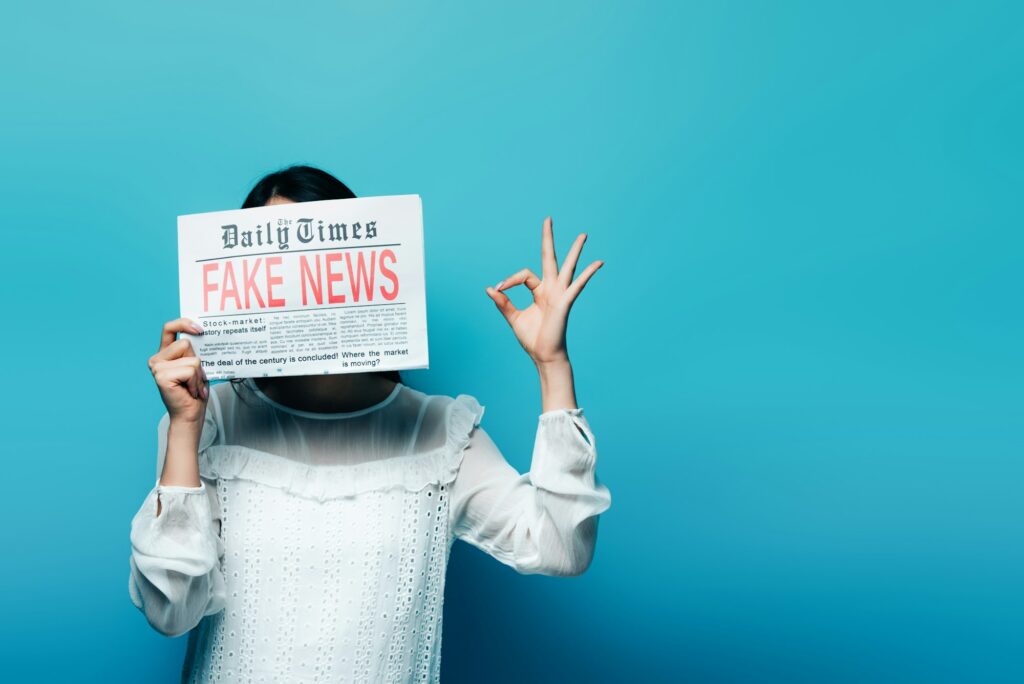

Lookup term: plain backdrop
[1,2,1020,682]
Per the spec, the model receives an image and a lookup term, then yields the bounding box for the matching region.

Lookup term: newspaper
[177,194,428,379]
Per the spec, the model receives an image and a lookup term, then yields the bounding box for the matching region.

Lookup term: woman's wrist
[536,357,578,413]
[168,415,204,441]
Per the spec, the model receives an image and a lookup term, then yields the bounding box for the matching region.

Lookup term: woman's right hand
[149,317,209,424]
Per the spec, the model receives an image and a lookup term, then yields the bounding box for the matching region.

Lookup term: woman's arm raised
[128,318,226,637]
[456,217,610,574]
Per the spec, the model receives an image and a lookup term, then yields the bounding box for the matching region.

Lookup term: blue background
[2,2,1020,682]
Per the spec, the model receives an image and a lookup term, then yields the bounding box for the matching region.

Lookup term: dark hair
[242,164,357,209]
[232,164,403,388]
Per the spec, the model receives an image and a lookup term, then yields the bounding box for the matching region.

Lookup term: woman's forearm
[156,419,204,514]
[537,358,578,413]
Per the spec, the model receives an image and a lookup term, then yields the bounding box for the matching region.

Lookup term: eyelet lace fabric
[128,380,611,683]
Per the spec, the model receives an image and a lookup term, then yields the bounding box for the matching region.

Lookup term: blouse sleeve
[128,403,227,637]
[447,404,612,577]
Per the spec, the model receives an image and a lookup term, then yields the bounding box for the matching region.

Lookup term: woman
[128,165,612,683]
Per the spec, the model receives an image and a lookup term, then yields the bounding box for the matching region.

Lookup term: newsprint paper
[177,195,428,380]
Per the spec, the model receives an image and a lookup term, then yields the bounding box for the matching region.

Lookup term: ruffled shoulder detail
[197,393,486,503]
[437,393,486,484]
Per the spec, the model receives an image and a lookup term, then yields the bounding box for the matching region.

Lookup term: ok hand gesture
[485,217,604,366]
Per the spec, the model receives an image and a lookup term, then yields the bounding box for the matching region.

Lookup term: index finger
[160,317,204,351]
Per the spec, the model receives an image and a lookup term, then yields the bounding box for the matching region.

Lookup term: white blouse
[128,378,611,683]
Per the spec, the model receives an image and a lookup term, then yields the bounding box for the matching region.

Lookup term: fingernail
[190,321,204,333]
[202,385,209,399]
[495,280,504,290]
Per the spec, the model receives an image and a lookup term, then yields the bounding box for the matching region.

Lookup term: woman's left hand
[485,217,604,366]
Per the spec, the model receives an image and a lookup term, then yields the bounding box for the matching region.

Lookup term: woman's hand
[148,317,210,424]
[485,217,604,366]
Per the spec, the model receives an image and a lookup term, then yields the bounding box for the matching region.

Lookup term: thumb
[485,286,518,324]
